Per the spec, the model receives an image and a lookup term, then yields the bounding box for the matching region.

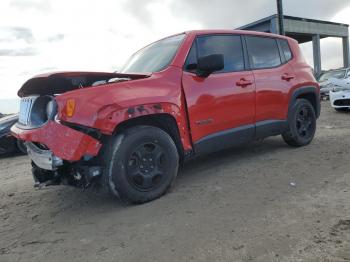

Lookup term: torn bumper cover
[11,120,102,167]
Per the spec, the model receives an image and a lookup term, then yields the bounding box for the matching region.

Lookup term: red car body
[11,30,319,195]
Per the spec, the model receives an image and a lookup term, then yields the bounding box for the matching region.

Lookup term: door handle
[281,74,295,81]
[236,78,253,87]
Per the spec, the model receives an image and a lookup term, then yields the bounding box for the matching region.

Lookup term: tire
[334,107,348,112]
[107,125,179,204]
[282,98,316,147]
[16,139,27,154]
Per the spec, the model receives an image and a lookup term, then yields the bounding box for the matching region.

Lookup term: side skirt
[193,120,288,156]
[255,120,288,139]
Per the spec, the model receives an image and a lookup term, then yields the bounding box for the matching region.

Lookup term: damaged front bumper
[26,142,63,170]
[11,120,102,163]
[11,121,104,188]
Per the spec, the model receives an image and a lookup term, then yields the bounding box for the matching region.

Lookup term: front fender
[94,102,192,151]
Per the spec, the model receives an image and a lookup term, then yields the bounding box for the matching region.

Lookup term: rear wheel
[282,98,316,147]
[107,126,179,204]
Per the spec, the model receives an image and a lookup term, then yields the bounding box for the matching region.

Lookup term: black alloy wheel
[295,106,314,139]
[107,125,179,204]
[126,142,167,191]
[282,98,316,147]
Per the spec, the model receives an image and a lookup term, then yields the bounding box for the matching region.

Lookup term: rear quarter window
[245,36,282,69]
[279,39,293,62]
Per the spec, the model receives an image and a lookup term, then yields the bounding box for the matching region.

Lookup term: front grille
[334,99,350,106]
[19,96,37,125]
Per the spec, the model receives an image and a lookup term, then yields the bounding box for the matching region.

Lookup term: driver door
[181,34,256,153]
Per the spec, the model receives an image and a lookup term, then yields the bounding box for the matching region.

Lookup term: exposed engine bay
[17,71,150,97]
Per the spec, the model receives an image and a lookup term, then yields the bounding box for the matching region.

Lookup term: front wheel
[282,98,316,147]
[107,126,179,204]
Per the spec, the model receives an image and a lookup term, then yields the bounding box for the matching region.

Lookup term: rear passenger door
[245,36,295,123]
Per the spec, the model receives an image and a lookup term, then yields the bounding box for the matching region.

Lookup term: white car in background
[329,77,350,112]
[318,68,350,100]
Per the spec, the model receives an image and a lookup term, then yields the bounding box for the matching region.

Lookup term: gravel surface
[1,101,350,262]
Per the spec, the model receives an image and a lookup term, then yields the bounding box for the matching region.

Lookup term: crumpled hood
[17,71,151,97]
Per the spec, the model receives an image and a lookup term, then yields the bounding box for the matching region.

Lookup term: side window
[195,35,244,73]
[184,42,197,72]
[279,39,292,62]
[246,36,282,69]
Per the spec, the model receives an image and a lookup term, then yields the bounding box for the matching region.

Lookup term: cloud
[169,0,350,29]
[122,0,157,26]
[0,47,38,56]
[47,34,64,42]
[10,0,51,12]
[0,26,34,43]
[170,0,274,28]
[284,0,350,20]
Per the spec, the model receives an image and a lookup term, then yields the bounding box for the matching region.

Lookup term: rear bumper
[11,120,102,162]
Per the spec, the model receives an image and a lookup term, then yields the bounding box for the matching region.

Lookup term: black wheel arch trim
[289,86,320,118]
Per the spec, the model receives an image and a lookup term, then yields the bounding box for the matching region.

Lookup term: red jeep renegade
[11,30,320,203]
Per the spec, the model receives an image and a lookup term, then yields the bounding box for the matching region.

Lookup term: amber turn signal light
[66,99,76,117]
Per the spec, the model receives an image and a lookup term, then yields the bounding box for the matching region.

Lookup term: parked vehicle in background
[11,30,320,203]
[329,77,350,112]
[318,68,350,100]
[0,114,27,155]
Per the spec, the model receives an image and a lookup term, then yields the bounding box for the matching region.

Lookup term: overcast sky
[0,0,350,101]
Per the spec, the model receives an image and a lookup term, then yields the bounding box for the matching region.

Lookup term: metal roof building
[237,15,349,76]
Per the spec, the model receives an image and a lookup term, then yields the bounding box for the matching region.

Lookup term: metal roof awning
[237,14,350,75]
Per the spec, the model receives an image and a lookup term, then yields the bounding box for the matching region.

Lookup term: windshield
[120,34,185,73]
[319,70,346,81]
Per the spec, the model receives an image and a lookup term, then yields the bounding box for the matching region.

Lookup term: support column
[276,0,285,35]
[312,34,321,77]
[343,36,349,68]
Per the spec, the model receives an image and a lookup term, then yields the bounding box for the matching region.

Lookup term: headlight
[46,99,57,120]
[29,96,57,127]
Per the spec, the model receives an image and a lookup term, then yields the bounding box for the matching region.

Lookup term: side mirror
[197,54,224,77]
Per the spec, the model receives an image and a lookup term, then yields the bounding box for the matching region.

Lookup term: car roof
[184,29,293,41]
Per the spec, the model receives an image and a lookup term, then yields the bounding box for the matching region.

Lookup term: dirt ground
[0,101,350,262]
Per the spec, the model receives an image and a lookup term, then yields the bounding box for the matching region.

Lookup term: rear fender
[288,86,320,118]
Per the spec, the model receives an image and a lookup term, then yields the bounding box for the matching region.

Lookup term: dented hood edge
[17,71,151,97]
